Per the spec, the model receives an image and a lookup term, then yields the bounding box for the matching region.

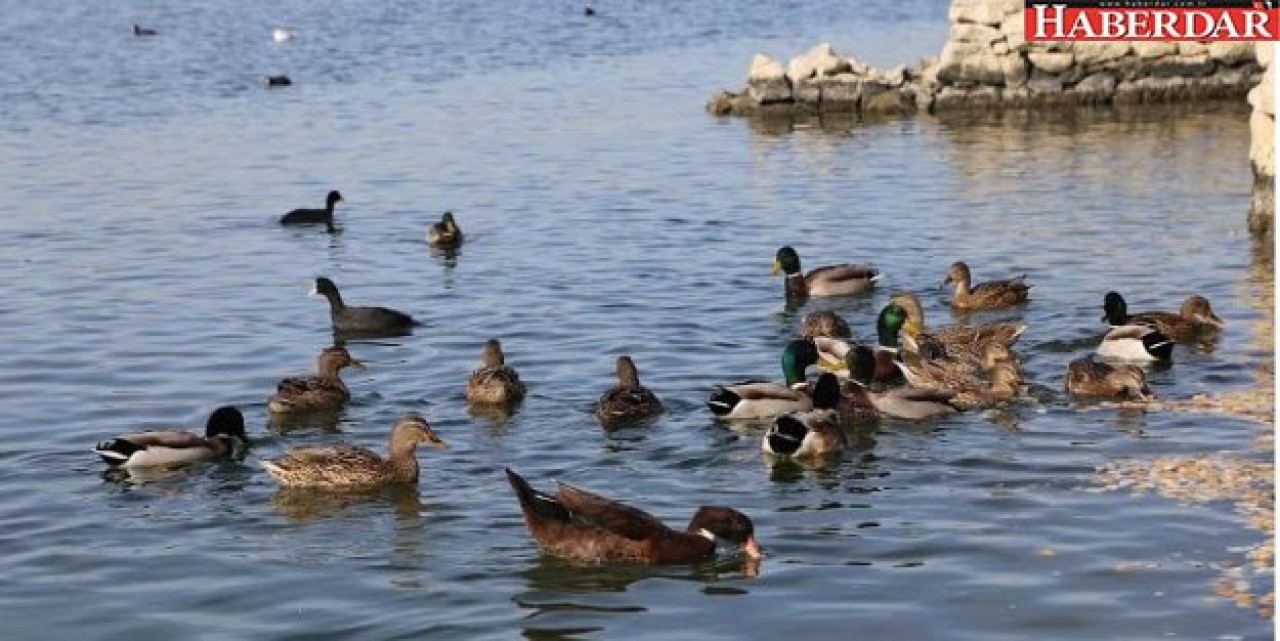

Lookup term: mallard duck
[707,339,820,420]
[832,303,907,387]
[761,373,847,458]
[95,406,248,468]
[896,340,1011,392]
[801,310,853,339]
[280,190,342,232]
[310,277,416,334]
[845,346,959,420]
[1096,324,1173,362]
[597,356,662,426]
[772,246,880,299]
[1101,292,1223,343]
[261,413,447,490]
[426,211,464,249]
[1066,357,1155,401]
[505,468,762,564]
[466,338,526,406]
[941,262,1031,310]
[268,346,365,414]
[890,291,1025,364]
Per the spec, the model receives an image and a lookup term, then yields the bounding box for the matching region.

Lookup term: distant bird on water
[271,28,296,42]
[280,190,343,232]
[133,24,158,36]
[265,75,292,88]
[584,5,596,16]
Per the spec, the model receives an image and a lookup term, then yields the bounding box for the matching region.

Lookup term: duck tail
[505,468,570,524]
[1143,331,1174,360]
[764,416,806,456]
[705,387,740,416]
[94,439,141,467]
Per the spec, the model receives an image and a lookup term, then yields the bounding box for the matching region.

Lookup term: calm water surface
[0,1,1272,639]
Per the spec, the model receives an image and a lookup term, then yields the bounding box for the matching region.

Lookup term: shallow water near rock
[0,1,1273,639]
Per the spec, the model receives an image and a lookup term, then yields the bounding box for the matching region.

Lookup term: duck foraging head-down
[505,467,763,565]
[268,346,366,414]
[466,338,526,406]
[707,339,821,420]
[426,211,464,249]
[597,355,663,426]
[772,246,880,299]
[261,413,447,490]
[95,406,249,468]
[280,190,342,231]
[310,277,417,334]
[762,373,847,458]
[941,262,1031,310]
[1066,356,1155,401]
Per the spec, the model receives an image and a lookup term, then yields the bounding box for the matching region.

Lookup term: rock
[1002,54,1029,87]
[706,90,736,116]
[950,0,1018,26]
[1028,50,1074,74]
[1150,53,1215,78]
[880,65,908,87]
[1000,11,1025,52]
[1257,42,1273,68]
[932,85,1002,111]
[787,43,851,82]
[792,78,821,107]
[1250,105,1275,234]
[1073,42,1132,67]
[951,22,1005,46]
[747,54,792,104]
[1133,42,1178,59]
[1178,42,1210,56]
[1026,69,1064,94]
[1209,42,1255,66]
[862,84,909,116]
[1250,66,1275,117]
[819,74,861,112]
[937,39,1007,86]
[1072,72,1117,104]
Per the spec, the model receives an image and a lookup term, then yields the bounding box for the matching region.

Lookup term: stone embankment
[1249,43,1274,236]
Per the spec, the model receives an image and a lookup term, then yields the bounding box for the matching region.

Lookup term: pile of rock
[1249,43,1274,236]
[708,0,1262,116]
[927,0,1262,110]
[706,44,921,118]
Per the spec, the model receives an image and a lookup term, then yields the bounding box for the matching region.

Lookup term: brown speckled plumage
[466,339,526,406]
[261,414,447,490]
[268,346,364,414]
[941,262,1031,310]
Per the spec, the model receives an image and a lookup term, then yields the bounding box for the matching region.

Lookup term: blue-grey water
[0,1,1272,639]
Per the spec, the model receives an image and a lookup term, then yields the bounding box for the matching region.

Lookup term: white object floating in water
[272,28,295,42]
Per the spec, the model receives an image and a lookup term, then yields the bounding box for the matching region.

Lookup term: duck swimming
[707,339,821,420]
[310,277,417,334]
[261,413,447,490]
[505,468,763,564]
[1066,356,1155,401]
[597,355,662,426]
[761,373,847,458]
[466,339,526,407]
[280,190,342,231]
[1102,292,1223,343]
[426,211,464,249]
[268,346,365,414]
[941,262,1031,310]
[95,406,248,468]
[772,246,880,299]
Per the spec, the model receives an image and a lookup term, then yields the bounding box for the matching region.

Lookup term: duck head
[391,414,449,451]
[481,339,507,367]
[326,190,344,209]
[941,261,972,290]
[206,406,250,446]
[688,506,763,559]
[876,302,907,348]
[771,246,802,276]
[1101,291,1128,325]
[780,339,820,386]
[810,373,841,410]
[319,345,366,374]
[1182,295,1223,328]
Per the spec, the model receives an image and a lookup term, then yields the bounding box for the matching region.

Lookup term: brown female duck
[505,468,762,564]
[466,339,526,406]
[941,261,1031,310]
[1066,356,1155,401]
[261,413,448,490]
[1102,292,1223,343]
[268,346,365,414]
[426,211,464,249]
[890,291,1024,365]
[597,356,663,426]
[801,310,853,339]
[772,246,880,299]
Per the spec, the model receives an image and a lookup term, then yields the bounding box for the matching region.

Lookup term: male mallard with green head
[833,303,908,387]
[1102,292,1222,343]
[761,373,849,458]
[844,346,960,420]
[772,246,880,299]
[597,356,663,426]
[466,339,526,407]
[941,261,1031,310]
[261,413,447,490]
[707,339,821,420]
[268,346,365,414]
[427,211,464,249]
[95,406,249,468]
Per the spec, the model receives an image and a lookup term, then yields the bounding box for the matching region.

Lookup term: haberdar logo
[1025,0,1280,41]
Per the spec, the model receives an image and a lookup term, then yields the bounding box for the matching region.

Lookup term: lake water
[0,1,1273,639]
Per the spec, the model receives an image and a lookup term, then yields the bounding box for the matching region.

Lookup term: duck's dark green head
[206,406,249,443]
[442,211,458,233]
[876,303,907,348]
[846,345,877,385]
[781,338,819,386]
[772,246,802,276]
[810,373,841,410]
[1102,291,1128,324]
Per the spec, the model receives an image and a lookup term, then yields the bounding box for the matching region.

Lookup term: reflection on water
[270,485,424,523]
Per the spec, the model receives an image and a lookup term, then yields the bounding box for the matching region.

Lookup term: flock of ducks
[90,193,1227,566]
[132,22,296,88]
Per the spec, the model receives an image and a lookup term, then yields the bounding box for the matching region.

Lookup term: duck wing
[806,264,879,284]
[554,481,670,541]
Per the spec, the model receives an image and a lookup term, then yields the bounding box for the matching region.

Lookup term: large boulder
[1209,41,1254,66]
[787,43,852,82]
[951,22,1005,46]
[1132,42,1178,59]
[937,39,1007,86]
[950,0,1019,26]
[1072,42,1132,67]
[1027,50,1075,74]
[747,54,792,104]
[1000,11,1026,52]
